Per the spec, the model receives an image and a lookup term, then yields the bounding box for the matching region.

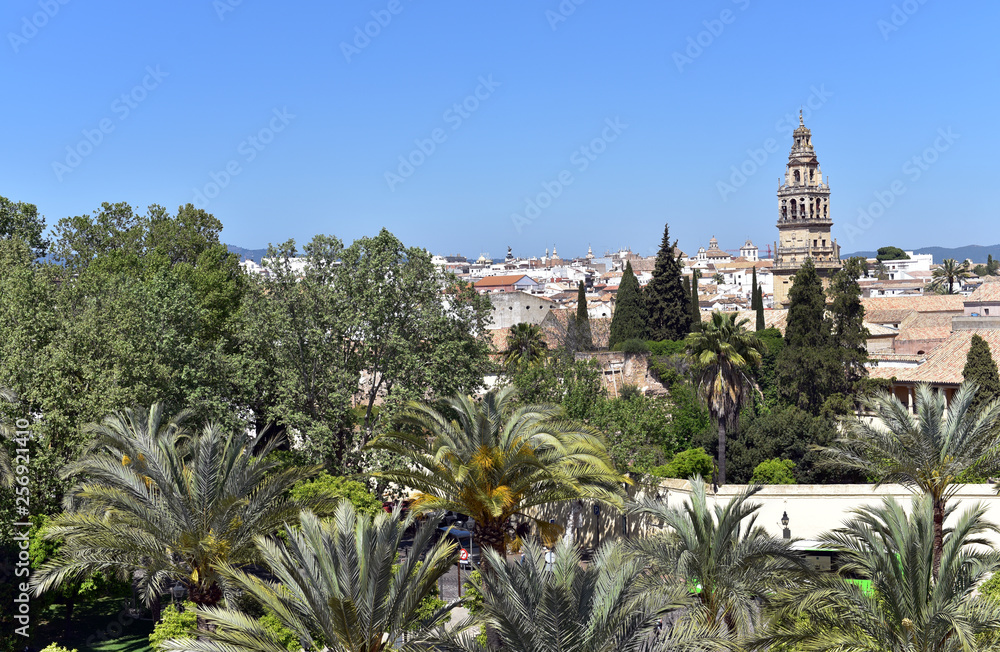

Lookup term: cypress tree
[645,222,692,341]
[775,258,839,414]
[754,276,765,332]
[609,261,647,348]
[826,257,869,395]
[690,269,701,331]
[962,334,1000,414]
[682,276,691,302]
[575,280,593,351]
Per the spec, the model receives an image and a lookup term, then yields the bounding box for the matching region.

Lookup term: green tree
[504,323,548,370]
[821,382,1000,577]
[752,266,765,331]
[750,458,796,484]
[826,257,870,396]
[930,258,972,294]
[367,386,626,567]
[574,281,593,351]
[962,334,1000,415]
[875,246,909,262]
[690,270,702,330]
[289,473,383,518]
[149,603,198,652]
[0,195,48,258]
[161,504,459,652]
[628,477,807,637]
[609,261,647,348]
[646,222,692,341]
[435,540,692,652]
[775,258,839,415]
[509,355,603,421]
[651,447,715,480]
[685,312,765,485]
[589,394,682,472]
[31,404,334,623]
[759,496,1000,652]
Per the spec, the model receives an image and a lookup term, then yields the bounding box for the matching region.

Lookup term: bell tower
[772,111,841,305]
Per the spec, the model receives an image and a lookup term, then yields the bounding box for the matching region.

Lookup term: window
[794,170,800,182]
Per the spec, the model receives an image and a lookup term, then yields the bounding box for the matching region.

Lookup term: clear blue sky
[3,1,996,259]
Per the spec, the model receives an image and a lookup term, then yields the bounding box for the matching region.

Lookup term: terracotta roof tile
[861,295,965,313]
[878,329,1000,385]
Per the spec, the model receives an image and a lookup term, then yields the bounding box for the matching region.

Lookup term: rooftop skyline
[4,1,996,258]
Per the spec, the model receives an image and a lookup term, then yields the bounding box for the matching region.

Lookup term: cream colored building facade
[772,112,841,305]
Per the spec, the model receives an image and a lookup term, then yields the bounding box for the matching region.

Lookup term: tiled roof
[967,278,1000,303]
[866,323,899,337]
[895,311,953,342]
[861,295,965,313]
[865,308,919,324]
[474,274,532,287]
[871,329,1000,385]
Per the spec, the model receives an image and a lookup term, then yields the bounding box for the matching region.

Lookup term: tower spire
[799,108,804,127]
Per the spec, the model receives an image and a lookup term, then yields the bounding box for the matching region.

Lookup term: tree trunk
[563,500,582,548]
[717,421,727,485]
[933,497,944,579]
[473,521,507,651]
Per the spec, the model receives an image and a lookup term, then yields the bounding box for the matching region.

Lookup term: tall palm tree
[434,539,710,652]
[627,476,809,638]
[162,503,459,652]
[367,386,625,564]
[756,495,1000,652]
[31,403,334,622]
[685,312,764,484]
[930,258,972,294]
[821,382,1000,577]
[503,323,548,370]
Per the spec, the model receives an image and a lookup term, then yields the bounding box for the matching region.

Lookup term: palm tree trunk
[933,497,944,579]
[563,500,582,548]
[473,521,507,651]
[717,421,727,485]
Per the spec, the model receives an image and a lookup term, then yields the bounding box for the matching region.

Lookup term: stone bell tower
[772,111,841,306]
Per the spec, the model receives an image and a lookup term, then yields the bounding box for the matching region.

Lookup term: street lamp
[781,511,790,540]
[170,582,187,606]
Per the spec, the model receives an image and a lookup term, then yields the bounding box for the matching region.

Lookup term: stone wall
[573,351,668,398]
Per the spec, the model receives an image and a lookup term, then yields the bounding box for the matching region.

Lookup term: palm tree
[367,386,625,564]
[31,403,334,623]
[930,258,972,294]
[161,503,459,652]
[503,323,548,370]
[434,539,709,652]
[821,382,1000,577]
[685,312,764,484]
[627,476,809,638]
[756,495,1000,652]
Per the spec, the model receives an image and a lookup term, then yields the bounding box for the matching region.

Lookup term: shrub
[259,612,300,652]
[148,602,198,652]
[751,458,796,484]
[290,473,383,517]
[651,447,714,480]
[40,645,77,652]
[613,339,649,354]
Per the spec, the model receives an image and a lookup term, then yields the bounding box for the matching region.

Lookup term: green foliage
[690,270,701,331]
[504,323,548,370]
[875,246,909,261]
[509,355,603,420]
[646,222,692,340]
[750,458,796,484]
[754,328,785,409]
[962,334,1000,415]
[612,339,649,353]
[929,258,972,294]
[39,646,77,652]
[289,473,383,517]
[574,281,593,351]
[149,602,198,652]
[728,405,850,484]
[776,258,840,415]
[827,257,870,395]
[980,571,1000,603]
[609,261,647,348]
[752,266,765,332]
[589,394,682,471]
[651,447,715,480]
[664,382,713,448]
[0,195,48,258]
[258,613,300,651]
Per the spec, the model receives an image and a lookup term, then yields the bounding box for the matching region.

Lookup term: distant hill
[844,244,1000,263]
[226,245,268,263]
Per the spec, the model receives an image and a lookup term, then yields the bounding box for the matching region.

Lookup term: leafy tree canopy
[875,246,909,261]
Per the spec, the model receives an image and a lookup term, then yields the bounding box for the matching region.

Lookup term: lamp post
[170,582,187,609]
[781,511,790,540]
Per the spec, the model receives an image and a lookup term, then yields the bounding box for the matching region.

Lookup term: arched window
[793,170,800,183]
